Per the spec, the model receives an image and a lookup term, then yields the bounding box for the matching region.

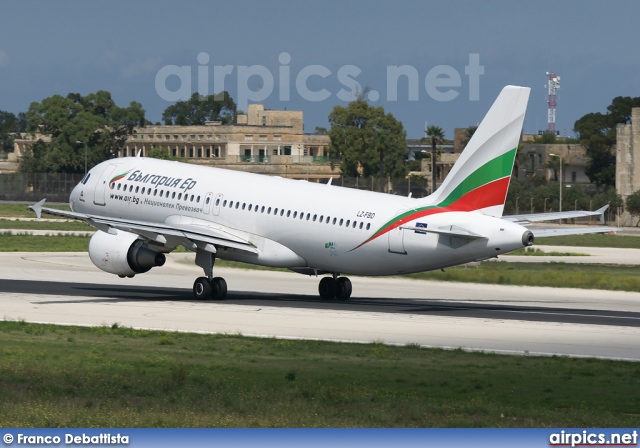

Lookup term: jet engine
[88,229,166,277]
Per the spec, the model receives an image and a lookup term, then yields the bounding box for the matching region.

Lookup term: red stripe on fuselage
[357,176,510,248]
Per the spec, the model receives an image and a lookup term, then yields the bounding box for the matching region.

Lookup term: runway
[1,252,640,360]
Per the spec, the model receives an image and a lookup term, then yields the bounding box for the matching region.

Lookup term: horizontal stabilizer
[401,224,487,240]
[504,205,609,225]
[528,226,618,238]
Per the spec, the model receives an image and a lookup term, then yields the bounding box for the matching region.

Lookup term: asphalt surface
[1,278,639,328]
[2,252,640,360]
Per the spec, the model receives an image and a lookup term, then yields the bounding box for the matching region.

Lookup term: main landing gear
[193,276,227,300]
[193,249,227,300]
[318,274,352,301]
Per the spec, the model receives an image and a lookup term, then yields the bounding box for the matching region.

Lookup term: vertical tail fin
[421,85,530,218]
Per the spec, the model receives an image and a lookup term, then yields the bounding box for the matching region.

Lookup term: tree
[424,125,445,194]
[162,92,236,125]
[314,126,328,135]
[20,91,145,173]
[461,125,477,149]
[328,99,408,185]
[626,191,640,226]
[533,131,557,144]
[574,96,640,190]
[0,110,27,152]
[147,145,181,161]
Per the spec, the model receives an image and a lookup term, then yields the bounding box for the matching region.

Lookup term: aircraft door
[203,192,214,214]
[93,164,118,206]
[212,193,223,216]
[388,227,407,254]
[387,209,407,254]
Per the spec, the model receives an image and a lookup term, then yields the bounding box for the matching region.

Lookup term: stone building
[515,143,590,185]
[12,104,335,180]
[120,104,329,162]
[616,107,640,225]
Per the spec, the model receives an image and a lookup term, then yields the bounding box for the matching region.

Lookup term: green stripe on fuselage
[372,147,517,235]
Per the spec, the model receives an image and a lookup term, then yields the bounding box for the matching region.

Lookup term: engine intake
[89,229,165,277]
[522,230,534,247]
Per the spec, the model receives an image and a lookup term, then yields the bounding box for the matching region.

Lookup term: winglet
[595,204,609,224]
[29,199,46,219]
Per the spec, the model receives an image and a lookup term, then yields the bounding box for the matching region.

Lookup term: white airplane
[30,86,614,301]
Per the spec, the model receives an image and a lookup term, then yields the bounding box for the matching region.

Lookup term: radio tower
[546,72,560,134]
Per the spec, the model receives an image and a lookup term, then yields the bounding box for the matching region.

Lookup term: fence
[324,176,431,198]
[0,172,430,202]
[0,173,84,202]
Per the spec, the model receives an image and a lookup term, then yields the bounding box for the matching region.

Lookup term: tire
[318,277,337,300]
[212,277,227,300]
[193,277,212,300]
[336,277,352,300]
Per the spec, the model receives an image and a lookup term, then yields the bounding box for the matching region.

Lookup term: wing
[29,199,258,254]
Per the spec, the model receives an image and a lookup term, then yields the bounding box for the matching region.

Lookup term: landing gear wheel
[336,277,352,300]
[318,277,337,300]
[212,277,227,300]
[193,277,212,300]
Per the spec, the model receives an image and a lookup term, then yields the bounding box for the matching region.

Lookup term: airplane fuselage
[71,157,529,276]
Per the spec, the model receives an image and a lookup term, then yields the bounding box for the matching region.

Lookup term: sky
[1,0,639,139]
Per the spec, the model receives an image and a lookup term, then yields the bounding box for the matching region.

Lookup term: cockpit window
[81,173,91,185]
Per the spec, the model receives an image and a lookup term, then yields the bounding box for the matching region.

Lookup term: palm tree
[461,126,478,149]
[425,125,445,194]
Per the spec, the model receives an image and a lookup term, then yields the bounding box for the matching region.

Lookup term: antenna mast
[546,72,560,134]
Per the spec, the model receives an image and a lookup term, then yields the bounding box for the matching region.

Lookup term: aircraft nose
[69,182,82,211]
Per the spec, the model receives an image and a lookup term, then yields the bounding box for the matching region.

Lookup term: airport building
[616,107,640,225]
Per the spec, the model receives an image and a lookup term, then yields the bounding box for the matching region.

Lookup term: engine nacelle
[88,229,166,277]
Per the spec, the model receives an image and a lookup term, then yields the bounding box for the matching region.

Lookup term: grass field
[0,233,90,252]
[0,203,70,219]
[506,247,589,256]
[0,220,93,231]
[536,233,640,248]
[0,321,638,428]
